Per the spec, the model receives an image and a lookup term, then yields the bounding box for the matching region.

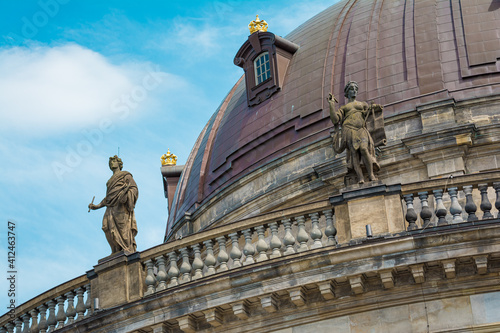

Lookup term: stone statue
[328,81,386,185]
[89,155,138,254]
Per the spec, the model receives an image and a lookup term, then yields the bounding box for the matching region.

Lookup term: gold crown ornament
[161,149,177,166]
[248,15,268,34]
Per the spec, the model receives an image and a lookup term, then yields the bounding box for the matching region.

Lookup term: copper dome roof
[166,0,500,238]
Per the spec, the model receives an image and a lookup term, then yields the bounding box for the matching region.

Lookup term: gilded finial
[248,15,268,34]
[161,149,177,166]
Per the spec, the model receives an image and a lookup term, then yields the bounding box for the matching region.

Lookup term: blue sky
[0,0,338,307]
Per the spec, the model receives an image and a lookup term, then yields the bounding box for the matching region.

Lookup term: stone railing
[401,171,500,231]
[0,275,91,333]
[3,172,500,332]
[140,172,500,297]
[140,200,335,296]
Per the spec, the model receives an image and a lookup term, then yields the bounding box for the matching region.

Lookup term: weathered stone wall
[271,291,500,333]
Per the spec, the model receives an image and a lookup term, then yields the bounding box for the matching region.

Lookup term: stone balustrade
[0,276,91,333]
[140,201,336,297]
[401,172,500,231]
[3,172,500,332]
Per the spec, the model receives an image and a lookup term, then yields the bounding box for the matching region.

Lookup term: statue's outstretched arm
[328,93,340,124]
[89,198,106,211]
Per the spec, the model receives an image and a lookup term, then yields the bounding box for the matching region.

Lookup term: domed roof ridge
[166,0,500,240]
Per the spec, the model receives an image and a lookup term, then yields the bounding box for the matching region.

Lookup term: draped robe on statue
[102,170,138,253]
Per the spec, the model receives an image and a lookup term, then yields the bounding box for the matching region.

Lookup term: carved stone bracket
[177,315,196,333]
[349,275,365,295]
[379,269,395,289]
[203,308,223,327]
[410,264,426,284]
[259,294,278,313]
[441,259,457,279]
[317,281,335,300]
[474,255,489,275]
[231,301,250,320]
[288,286,307,307]
[151,323,171,333]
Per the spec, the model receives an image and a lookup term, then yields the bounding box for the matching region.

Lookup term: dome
[165,0,500,240]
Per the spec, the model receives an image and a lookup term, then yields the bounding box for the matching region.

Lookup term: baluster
[55,295,66,329]
[191,244,204,280]
[0,327,6,333]
[268,223,282,258]
[282,218,296,255]
[155,255,168,291]
[309,213,323,249]
[74,287,86,321]
[46,300,56,332]
[21,314,30,333]
[14,319,22,333]
[5,323,14,333]
[433,189,448,225]
[37,304,48,333]
[216,236,229,272]
[494,182,500,218]
[323,210,337,246]
[179,247,192,283]
[448,187,463,223]
[144,259,156,295]
[296,216,309,252]
[418,192,433,228]
[463,185,478,221]
[228,233,243,267]
[29,309,39,333]
[403,194,418,230]
[167,251,179,287]
[242,229,256,265]
[203,240,216,275]
[65,291,77,325]
[478,184,493,219]
[84,284,91,317]
[255,226,269,262]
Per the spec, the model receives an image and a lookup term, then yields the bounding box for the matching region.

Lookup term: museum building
[3,0,500,332]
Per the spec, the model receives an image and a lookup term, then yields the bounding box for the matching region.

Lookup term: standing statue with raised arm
[89,155,138,254]
[328,81,386,185]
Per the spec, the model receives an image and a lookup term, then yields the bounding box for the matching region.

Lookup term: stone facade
[3,1,500,332]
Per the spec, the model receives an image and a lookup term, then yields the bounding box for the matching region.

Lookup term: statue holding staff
[328,81,386,184]
[89,155,138,254]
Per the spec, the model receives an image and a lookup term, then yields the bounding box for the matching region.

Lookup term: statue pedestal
[87,251,143,310]
[330,182,405,243]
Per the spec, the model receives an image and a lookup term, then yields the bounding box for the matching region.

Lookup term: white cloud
[0,43,181,136]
